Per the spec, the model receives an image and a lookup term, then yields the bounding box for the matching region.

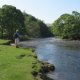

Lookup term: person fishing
[14,30,20,48]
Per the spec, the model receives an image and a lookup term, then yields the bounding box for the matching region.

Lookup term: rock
[31,71,38,76]
[40,62,55,73]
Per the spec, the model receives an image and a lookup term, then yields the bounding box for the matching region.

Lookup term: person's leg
[15,38,19,48]
[17,38,19,46]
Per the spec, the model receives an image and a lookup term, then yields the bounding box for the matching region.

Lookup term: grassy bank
[0,40,41,80]
[0,39,10,45]
[0,39,55,80]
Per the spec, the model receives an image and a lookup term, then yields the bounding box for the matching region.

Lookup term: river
[20,38,80,80]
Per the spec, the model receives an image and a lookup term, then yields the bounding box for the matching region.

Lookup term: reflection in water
[20,38,80,80]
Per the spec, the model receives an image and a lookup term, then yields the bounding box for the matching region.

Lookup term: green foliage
[52,11,80,39]
[23,12,53,38]
[37,20,53,37]
[0,5,25,39]
[23,13,40,37]
[0,5,52,39]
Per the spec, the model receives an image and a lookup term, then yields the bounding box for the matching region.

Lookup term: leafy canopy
[52,11,80,40]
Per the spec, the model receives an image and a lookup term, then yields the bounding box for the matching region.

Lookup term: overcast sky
[0,0,80,23]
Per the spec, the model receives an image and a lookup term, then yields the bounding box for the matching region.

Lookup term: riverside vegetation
[51,11,80,40]
[0,39,55,80]
[0,5,53,40]
[0,5,80,40]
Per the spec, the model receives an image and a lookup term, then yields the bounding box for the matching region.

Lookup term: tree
[0,5,25,39]
[37,20,53,37]
[0,5,53,39]
[52,11,80,39]
[23,12,53,38]
[23,12,40,38]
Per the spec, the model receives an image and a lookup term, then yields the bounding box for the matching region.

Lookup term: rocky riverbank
[32,61,55,80]
[31,49,55,80]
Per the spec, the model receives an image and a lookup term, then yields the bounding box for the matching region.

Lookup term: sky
[0,0,80,23]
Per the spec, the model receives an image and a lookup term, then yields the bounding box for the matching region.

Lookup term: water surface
[20,38,80,80]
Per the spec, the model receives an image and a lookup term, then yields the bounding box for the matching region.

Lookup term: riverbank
[0,39,55,80]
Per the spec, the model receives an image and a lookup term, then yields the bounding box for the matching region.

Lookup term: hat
[16,30,19,32]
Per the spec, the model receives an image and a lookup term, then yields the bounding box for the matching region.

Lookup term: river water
[20,38,80,80]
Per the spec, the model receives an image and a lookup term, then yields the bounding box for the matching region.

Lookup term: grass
[0,39,10,45]
[0,40,41,80]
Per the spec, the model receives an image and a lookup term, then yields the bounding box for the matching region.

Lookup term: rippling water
[20,38,80,80]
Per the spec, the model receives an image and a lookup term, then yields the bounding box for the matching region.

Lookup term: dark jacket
[14,32,20,38]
